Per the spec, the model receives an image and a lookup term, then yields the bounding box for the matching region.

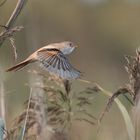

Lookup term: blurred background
[0,0,140,139]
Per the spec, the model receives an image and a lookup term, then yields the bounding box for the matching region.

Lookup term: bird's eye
[69,42,73,47]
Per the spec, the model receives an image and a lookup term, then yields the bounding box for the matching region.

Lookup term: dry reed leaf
[99,87,129,122]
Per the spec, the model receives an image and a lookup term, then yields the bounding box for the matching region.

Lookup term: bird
[6,41,81,80]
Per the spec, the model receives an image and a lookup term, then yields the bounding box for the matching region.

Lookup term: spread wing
[37,49,81,79]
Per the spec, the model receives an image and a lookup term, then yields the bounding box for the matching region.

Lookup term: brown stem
[6,0,27,29]
[0,0,27,46]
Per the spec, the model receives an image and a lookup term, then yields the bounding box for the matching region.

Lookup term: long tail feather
[6,59,32,72]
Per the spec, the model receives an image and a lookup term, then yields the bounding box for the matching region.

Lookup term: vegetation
[1,0,140,140]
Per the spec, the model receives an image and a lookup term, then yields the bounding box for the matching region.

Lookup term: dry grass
[4,71,97,140]
[0,26,23,60]
[99,49,140,120]
[125,49,140,104]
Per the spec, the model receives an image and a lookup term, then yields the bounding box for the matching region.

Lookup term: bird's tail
[6,59,33,72]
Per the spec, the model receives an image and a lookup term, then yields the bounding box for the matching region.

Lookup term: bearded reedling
[6,41,81,80]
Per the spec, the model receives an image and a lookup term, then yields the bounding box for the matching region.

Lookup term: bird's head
[42,41,78,55]
[59,41,78,55]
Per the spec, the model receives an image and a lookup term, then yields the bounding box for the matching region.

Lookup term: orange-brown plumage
[6,41,81,80]
[6,59,34,72]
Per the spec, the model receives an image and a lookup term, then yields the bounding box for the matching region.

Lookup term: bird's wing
[37,49,81,79]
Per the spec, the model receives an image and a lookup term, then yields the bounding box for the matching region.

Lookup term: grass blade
[79,79,135,140]
[20,88,32,140]
[98,84,135,140]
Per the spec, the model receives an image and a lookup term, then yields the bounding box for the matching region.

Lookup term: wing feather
[37,49,81,79]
